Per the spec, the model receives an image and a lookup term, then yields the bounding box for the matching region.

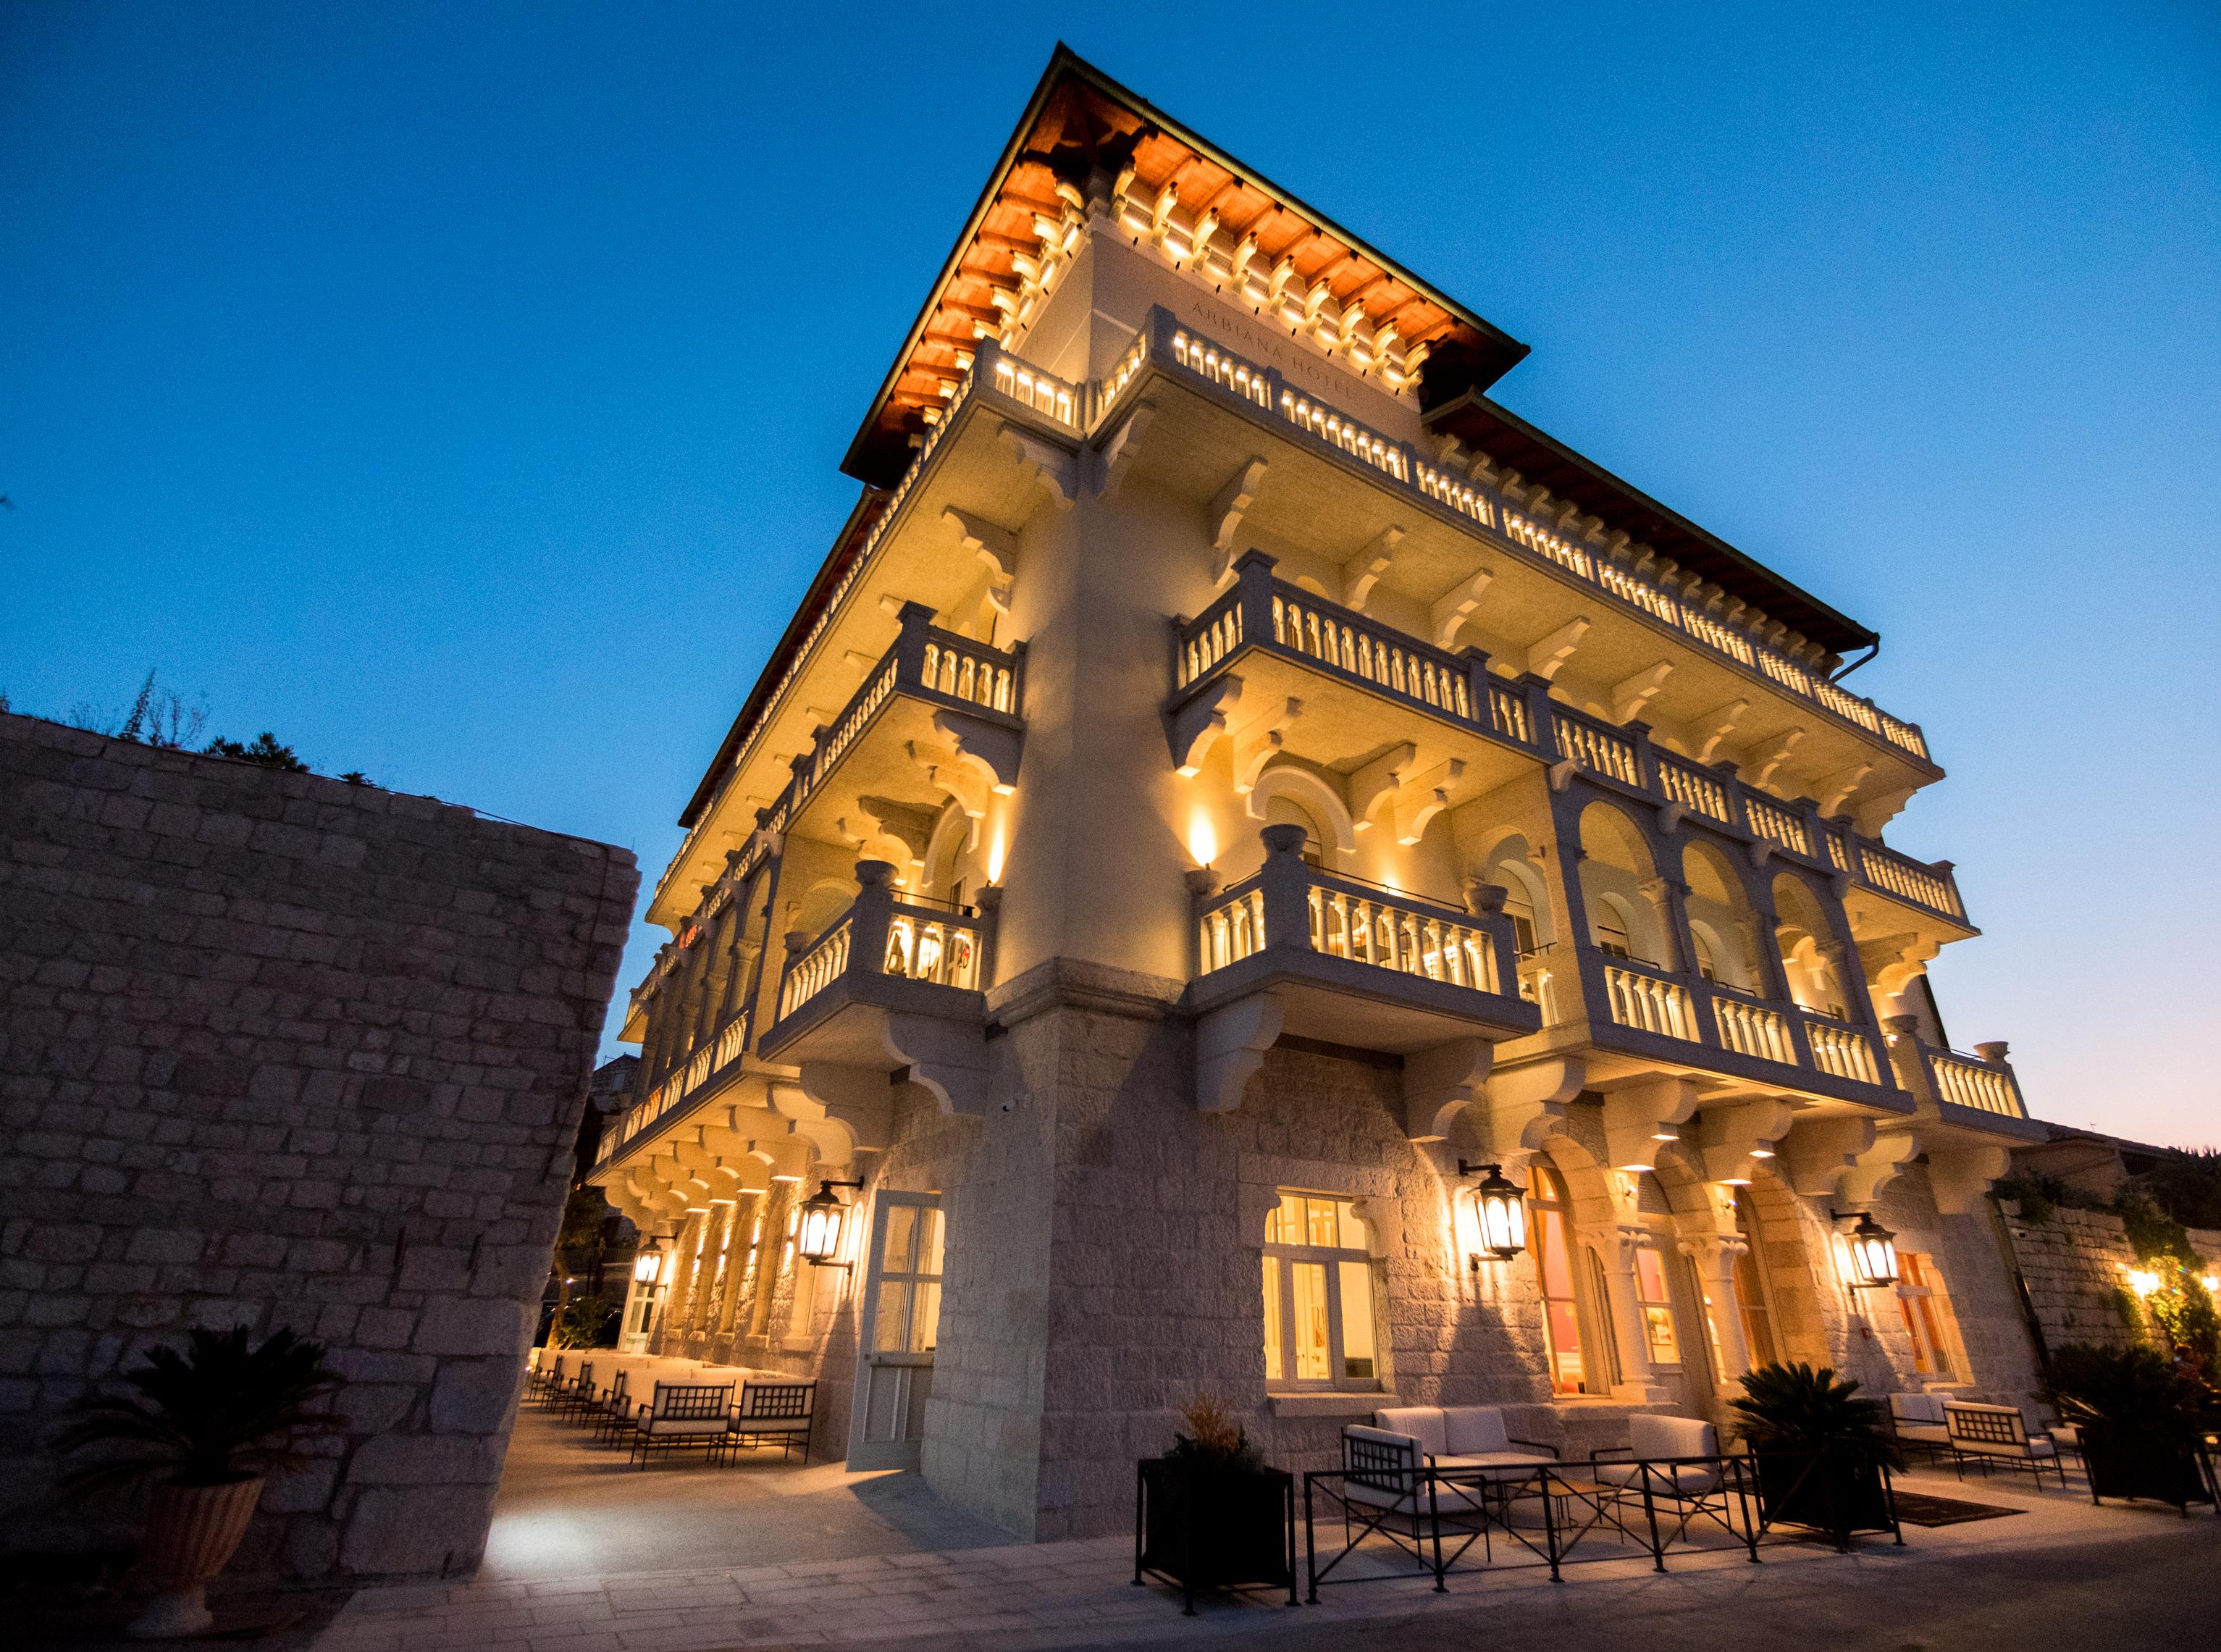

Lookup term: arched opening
[1772,874,1848,1019]
[1263,792,1329,870]
[1577,802,1672,968]
[1528,1160,1618,1396]
[1681,840,1760,994]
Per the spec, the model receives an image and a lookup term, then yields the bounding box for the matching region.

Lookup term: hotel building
[592,49,2047,1540]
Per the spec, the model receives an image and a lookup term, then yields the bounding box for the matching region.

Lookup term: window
[1262,1192,1380,1388]
[1692,928,1718,984]
[1634,1246,1681,1365]
[1731,1189,1780,1367]
[1529,1167,1590,1395]
[1896,1253,1960,1380]
[1592,900,1632,960]
[872,1200,944,1355]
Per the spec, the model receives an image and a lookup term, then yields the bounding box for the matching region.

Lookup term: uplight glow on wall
[1188,811,1217,868]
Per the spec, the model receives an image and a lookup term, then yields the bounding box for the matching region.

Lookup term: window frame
[1261,1191,1383,1393]
[1530,1165,1603,1396]
[1894,1251,1961,1381]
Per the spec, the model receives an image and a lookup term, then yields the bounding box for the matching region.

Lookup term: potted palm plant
[2048,1343,2217,1513]
[1729,1362,1901,1547]
[56,1325,348,1638]
[1134,1393,1295,1613]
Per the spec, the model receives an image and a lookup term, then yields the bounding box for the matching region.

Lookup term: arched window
[1262,1191,1380,1390]
[1633,1244,1682,1367]
[1691,927,1719,984]
[1731,1186,1780,1367]
[1529,1166,1592,1395]
[1264,794,1327,869]
[1592,897,1634,960]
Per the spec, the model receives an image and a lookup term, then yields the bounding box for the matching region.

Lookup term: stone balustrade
[773,865,990,1030]
[1173,554,1968,928]
[1195,827,1516,1001]
[1122,306,1931,762]
[1926,1042,2028,1118]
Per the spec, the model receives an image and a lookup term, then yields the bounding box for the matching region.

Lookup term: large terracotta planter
[130,1476,265,1638]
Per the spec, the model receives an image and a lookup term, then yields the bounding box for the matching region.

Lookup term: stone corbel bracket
[944,507,1020,621]
[1208,458,1268,582]
[1839,1127,1921,1208]
[1469,1057,1587,1173]
[999,424,1077,511]
[1167,674,1243,776]
[929,708,1022,794]
[1602,1076,1703,1172]
[1196,993,1283,1112]
[793,1065,898,1154]
[1091,401,1156,499]
[1923,1139,2012,1215]
[1781,1114,1879,1199]
[1695,1097,1797,1186]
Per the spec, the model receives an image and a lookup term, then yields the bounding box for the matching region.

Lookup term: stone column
[1597,1221,1671,1402]
[1679,1231,1754,1383]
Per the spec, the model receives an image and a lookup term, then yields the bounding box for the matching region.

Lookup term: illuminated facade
[593,49,2048,1538]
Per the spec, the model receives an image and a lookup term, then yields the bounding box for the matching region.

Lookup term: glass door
[845,1192,943,1471]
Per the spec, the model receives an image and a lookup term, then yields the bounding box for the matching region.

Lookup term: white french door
[845,1192,944,1471]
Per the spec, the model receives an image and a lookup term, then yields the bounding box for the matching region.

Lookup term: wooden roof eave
[838,43,1531,489]
[1422,387,1878,659]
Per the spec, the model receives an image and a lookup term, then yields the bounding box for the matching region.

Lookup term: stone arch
[1739,1159,1836,1369]
[1246,760,1357,853]
[1680,839,1762,993]
[923,800,973,901]
[1474,831,1556,952]
[786,873,859,942]
[1772,871,1849,1018]
[1577,800,1674,968]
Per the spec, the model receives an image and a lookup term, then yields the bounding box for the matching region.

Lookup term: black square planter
[2081,1423,2218,1514]
[1750,1450,1899,1547]
[1133,1457,1298,1613]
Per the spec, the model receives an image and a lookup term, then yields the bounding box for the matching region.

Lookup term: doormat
[1890,1491,2027,1527]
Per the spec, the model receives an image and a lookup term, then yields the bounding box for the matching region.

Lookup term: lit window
[1529,1166,1595,1395]
[1896,1253,1960,1380]
[1634,1246,1681,1365]
[1261,1192,1380,1389]
[1692,929,1718,984]
[872,1201,944,1356]
[1731,1188,1780,1367]
[1593,903,1632,960]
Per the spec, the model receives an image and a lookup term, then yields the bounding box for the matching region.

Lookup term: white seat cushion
[1375,1407,1448,1459]
[1593,1460,1722,1496]
[1897,1423,1949,1444]
[1892,1393,1947,1425]
[1435,1449,1555,1480]
[1441,1406,1512,1456]
[641,1417,726,1436]
[1629,1413,1716,1461]
[1343,1477,1489,1517]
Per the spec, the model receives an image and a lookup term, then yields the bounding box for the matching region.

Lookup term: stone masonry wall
[0,714,637,1580]
[1999,1202,2221,1359]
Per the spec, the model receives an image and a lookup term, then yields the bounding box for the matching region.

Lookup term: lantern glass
[1470,1165,1527,1260]
[1847,1214,1898,1288]
[632,1244,663,1286]
[797,1185,844,1265]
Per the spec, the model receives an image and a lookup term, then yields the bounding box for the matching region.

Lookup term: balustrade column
[1256,824,1314,952]
[1233,549,1279,644]
[1462,877,1518,998]
[1459,647,1499,739]
[849,860,899,978]
[1880,1013,1939,1104]
[1521,674,1560,762]
[891,600,936,684]
[1623,720,1660,792]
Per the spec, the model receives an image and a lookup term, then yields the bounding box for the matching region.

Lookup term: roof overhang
[1422,389,1878,658]
[839,44,1530,488]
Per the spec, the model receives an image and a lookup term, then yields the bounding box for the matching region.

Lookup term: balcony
[1104,304,1933,766]
[1188,825,1540,1052]
[760,604,1025,845]
[757,863,995,1116]
[1167,555,1968,934]
[647,340,1077,923]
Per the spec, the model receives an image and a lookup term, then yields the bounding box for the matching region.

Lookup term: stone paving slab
[312,1468,2214,1652]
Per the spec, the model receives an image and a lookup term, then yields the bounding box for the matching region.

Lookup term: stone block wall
[1999,1202,2221,1358]
[0,713,637,1580]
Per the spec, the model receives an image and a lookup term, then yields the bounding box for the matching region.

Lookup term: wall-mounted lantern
[1831,1209,1899,1289]
[1460,1160,1528,1262]
[797,1179,866,1267]
[631,1238,666,1286]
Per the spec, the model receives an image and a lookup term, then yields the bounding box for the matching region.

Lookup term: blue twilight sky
[4,4,2216,1146]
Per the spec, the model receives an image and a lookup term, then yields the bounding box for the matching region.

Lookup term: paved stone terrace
[310,1462,2218,1652]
